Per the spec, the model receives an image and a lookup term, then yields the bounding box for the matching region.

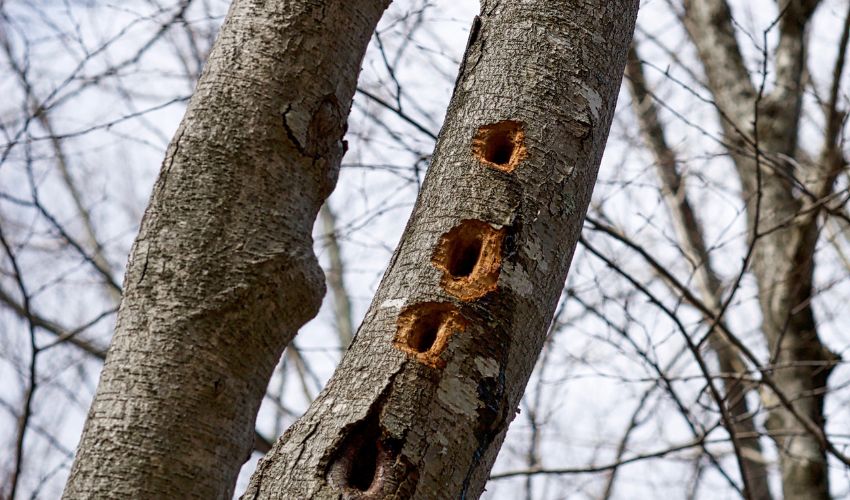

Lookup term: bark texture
[683,1,839,498]
[64,0,389,497]
[243,0,638,498]
[625,45,771,500]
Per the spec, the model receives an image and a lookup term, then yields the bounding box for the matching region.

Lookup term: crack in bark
[137,247,149,285]
[281,104,309,158]
[137,127,185,287]
[451,15,483,99]
[460,353,509,499]
[156,127,186,200]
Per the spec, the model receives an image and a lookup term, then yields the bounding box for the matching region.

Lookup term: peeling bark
[242,0,638,497]
[63,0,390,497]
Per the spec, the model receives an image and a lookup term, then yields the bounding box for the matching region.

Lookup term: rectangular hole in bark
[432,220,506,301]
[449,232,483,278]
[394,302,466,368]
[472,120,527,172]
[408,313,441,353]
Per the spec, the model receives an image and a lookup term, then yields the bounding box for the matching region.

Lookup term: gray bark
[682,1,839,498]
[320,204,356,348]
[242,0,639,498]
[625,45,771,500]
[63,0,390,497]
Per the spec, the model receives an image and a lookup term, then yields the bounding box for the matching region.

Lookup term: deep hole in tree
[331,418,383,492]
[431,220,506,301]
[448,234,482,278]
[472,120,525,172]
[394,303,464,367]
[484,131,515,165]
[347,439,379,491]
[408,313,442,353]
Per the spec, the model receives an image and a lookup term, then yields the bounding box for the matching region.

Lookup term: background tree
[624,44,771,500]
[680,2,847,497]
[1,0,850,498]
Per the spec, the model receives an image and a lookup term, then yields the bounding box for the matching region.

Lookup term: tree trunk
[683,1,838,498]
[63,0,389,497]
[625,45,772,500]
[320,204,356,348]
[242,0,639,498]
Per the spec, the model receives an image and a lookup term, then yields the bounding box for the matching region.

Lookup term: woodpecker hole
[408,313,440,353]
[327,416,400,497]
[394,303,466,368]
[472,120,527,172]
[432,220,505,301]
[449,235,482,278]
[348,440,379,491]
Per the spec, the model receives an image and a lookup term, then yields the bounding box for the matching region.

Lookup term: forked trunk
[243,0,639,497]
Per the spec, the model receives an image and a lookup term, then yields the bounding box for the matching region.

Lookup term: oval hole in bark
[394,303,466,368]
[328,417,384,494]
[348,440,379,491]
[472,120,527,172]
[432,220,506,301]
[328,414,417,497]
